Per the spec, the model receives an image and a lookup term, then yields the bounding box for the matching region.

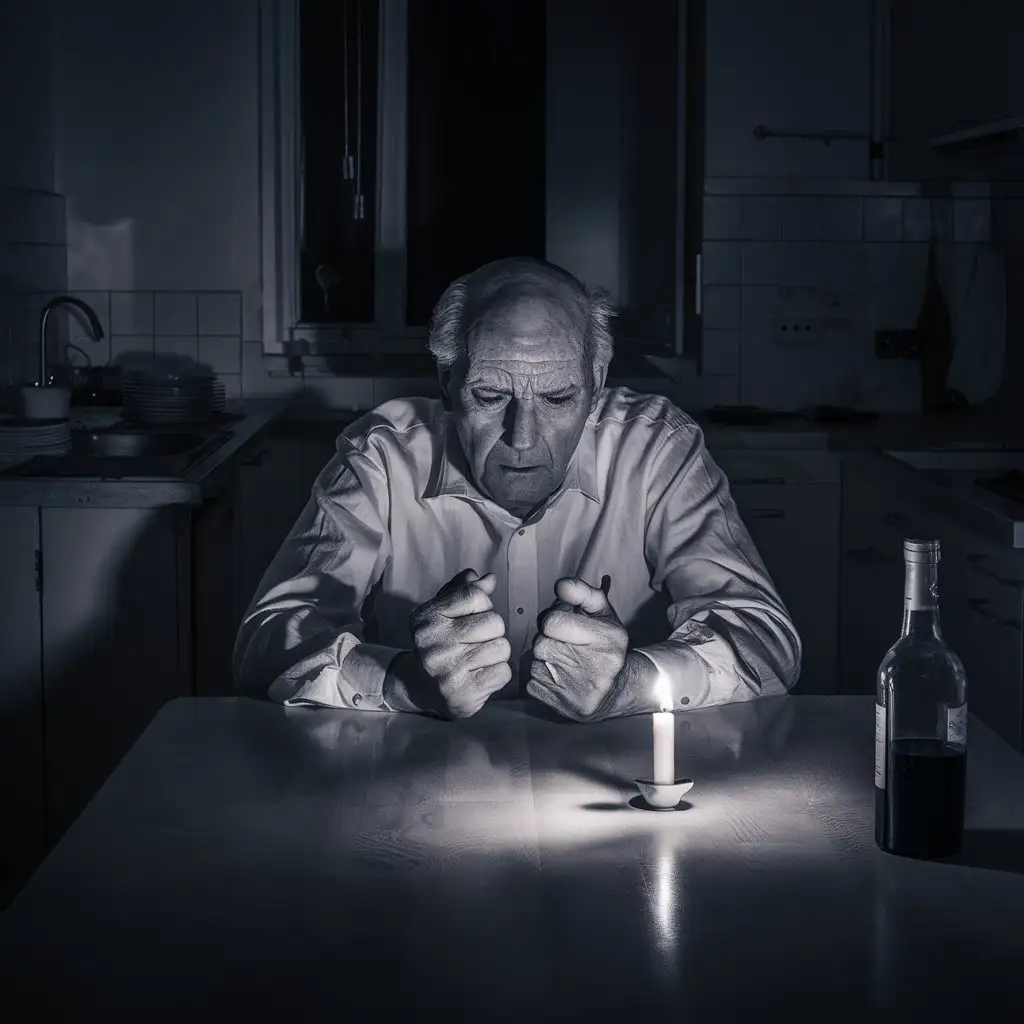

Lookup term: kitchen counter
[0,399,292,508]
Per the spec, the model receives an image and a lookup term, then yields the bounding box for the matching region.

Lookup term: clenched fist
[528,575,629,721]
[404,568,512,718]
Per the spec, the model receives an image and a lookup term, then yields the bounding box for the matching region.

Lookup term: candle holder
[633,777,694,811]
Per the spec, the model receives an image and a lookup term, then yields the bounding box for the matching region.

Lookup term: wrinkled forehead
[463,275,587,372]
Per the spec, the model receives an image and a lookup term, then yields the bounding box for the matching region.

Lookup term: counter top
[0,399,291,508]
[2,695,1023,1019]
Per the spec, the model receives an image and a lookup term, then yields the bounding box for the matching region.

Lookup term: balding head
[427,257,615,374]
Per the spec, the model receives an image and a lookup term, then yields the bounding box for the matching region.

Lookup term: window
[260,0,546,355]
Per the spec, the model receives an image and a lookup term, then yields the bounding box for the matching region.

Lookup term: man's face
[443,276,603,519]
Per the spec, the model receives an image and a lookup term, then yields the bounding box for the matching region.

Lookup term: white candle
[652,672,675,784]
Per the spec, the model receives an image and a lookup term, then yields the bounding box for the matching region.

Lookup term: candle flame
[655,671,673,712]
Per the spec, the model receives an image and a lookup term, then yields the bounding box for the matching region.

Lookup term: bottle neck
[901,560,942,640]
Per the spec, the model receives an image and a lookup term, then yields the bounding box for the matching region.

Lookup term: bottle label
[874,702,886,789]
[946,703,968,746]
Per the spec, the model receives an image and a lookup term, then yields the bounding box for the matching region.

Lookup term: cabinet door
[730,482,840,694]
[0,507,44,909]
[236,436,339,621]
[41,506,190,845]
[192,480,240,697]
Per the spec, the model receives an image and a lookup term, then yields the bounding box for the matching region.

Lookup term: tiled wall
[0,188,67,404]
[701,178,1012,412]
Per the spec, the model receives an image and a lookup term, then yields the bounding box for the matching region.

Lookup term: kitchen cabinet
[889,0,1024,181]
[712,449,841,694]
[40,506,191,845]
[191,476,241,698]
[0,507,43,910]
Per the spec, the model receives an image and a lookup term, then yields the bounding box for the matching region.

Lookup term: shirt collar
[422,411,602,506]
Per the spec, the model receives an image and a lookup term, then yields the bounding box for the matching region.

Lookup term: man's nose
[508,399,538,451]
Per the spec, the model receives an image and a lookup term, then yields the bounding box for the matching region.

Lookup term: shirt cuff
[634,640,711,711]
[340,642,404,710]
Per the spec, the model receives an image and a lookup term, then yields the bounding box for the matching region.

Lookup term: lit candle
[652,671,675,784]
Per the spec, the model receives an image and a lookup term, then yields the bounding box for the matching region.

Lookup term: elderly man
[234,257,800,720]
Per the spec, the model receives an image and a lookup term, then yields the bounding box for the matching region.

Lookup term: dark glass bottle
[874,539,968,858]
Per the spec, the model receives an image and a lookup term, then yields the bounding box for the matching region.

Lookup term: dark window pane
[299,0,379,323]
[406,0,547,325]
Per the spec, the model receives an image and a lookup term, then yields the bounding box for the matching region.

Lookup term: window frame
[259,0,423,356]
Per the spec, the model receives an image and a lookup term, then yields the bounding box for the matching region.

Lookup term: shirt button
[518,528,526,536]
[516,606,524,615]
[352,693,363,705]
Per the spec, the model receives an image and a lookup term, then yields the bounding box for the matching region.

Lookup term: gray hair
[427,273,616,373]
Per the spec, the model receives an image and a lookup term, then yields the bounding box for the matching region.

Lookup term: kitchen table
[2,695,1023,1021]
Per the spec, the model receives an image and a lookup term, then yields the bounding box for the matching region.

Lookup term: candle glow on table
[652,671,675,784]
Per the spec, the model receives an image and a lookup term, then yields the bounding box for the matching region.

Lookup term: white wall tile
[781,197,862,241]
[701,329,741,375]
[703,196,741,239]
[154,335,199,362]
[863,197,902,241]
[198,335,241,374]
[701,242,742,285]
[865,243,927,327]
[701,285,742,329]
[109,335,156,369]
[301,376,376,410]
[154,292,197,335]
[902,198,932,241]
[740,197,783,240]
[110,292,155,335]
[953,199,990,242]
[742,244,821,286]
[198,292,242,335]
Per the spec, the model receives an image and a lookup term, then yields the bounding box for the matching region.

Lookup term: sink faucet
[38,295,105,386]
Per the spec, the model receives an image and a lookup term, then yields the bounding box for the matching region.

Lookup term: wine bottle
[874,538,967,859]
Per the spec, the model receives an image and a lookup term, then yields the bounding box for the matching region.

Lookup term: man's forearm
[592,645,710,721]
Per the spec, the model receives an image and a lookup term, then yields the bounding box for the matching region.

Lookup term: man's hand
[527,575,629,721]
[405,568,512,719]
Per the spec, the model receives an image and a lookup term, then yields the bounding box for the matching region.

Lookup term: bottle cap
[903,538,940,563]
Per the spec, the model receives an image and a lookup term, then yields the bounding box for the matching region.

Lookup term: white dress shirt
[233,387,801,715]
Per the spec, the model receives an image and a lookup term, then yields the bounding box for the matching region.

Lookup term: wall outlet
[875,329,920,360]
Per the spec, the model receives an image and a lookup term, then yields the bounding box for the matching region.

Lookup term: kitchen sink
[71,431,208,457]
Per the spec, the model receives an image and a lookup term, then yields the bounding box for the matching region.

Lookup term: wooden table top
[2,695,1024,1021]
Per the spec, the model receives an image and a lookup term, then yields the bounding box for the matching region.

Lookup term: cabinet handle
[967,597,1021,631]
[747,508,786,519]
[732,476,787,486]
[966,553,1022,589]
[243,448,270,468]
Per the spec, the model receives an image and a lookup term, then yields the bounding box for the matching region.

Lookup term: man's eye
[472,391,505,406]
[543,394,574,406]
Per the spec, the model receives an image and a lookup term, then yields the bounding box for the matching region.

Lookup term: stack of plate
[122,371,226,424]
[0,417,72,458]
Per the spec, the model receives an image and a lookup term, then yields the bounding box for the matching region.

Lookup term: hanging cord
[342,0,353,180]
[354,0,365,220]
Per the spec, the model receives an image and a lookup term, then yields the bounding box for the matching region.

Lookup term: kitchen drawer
[711,448,841,486]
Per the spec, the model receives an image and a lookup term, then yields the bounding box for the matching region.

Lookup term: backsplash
[700,178,1016,412]
[0,187,67,392]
